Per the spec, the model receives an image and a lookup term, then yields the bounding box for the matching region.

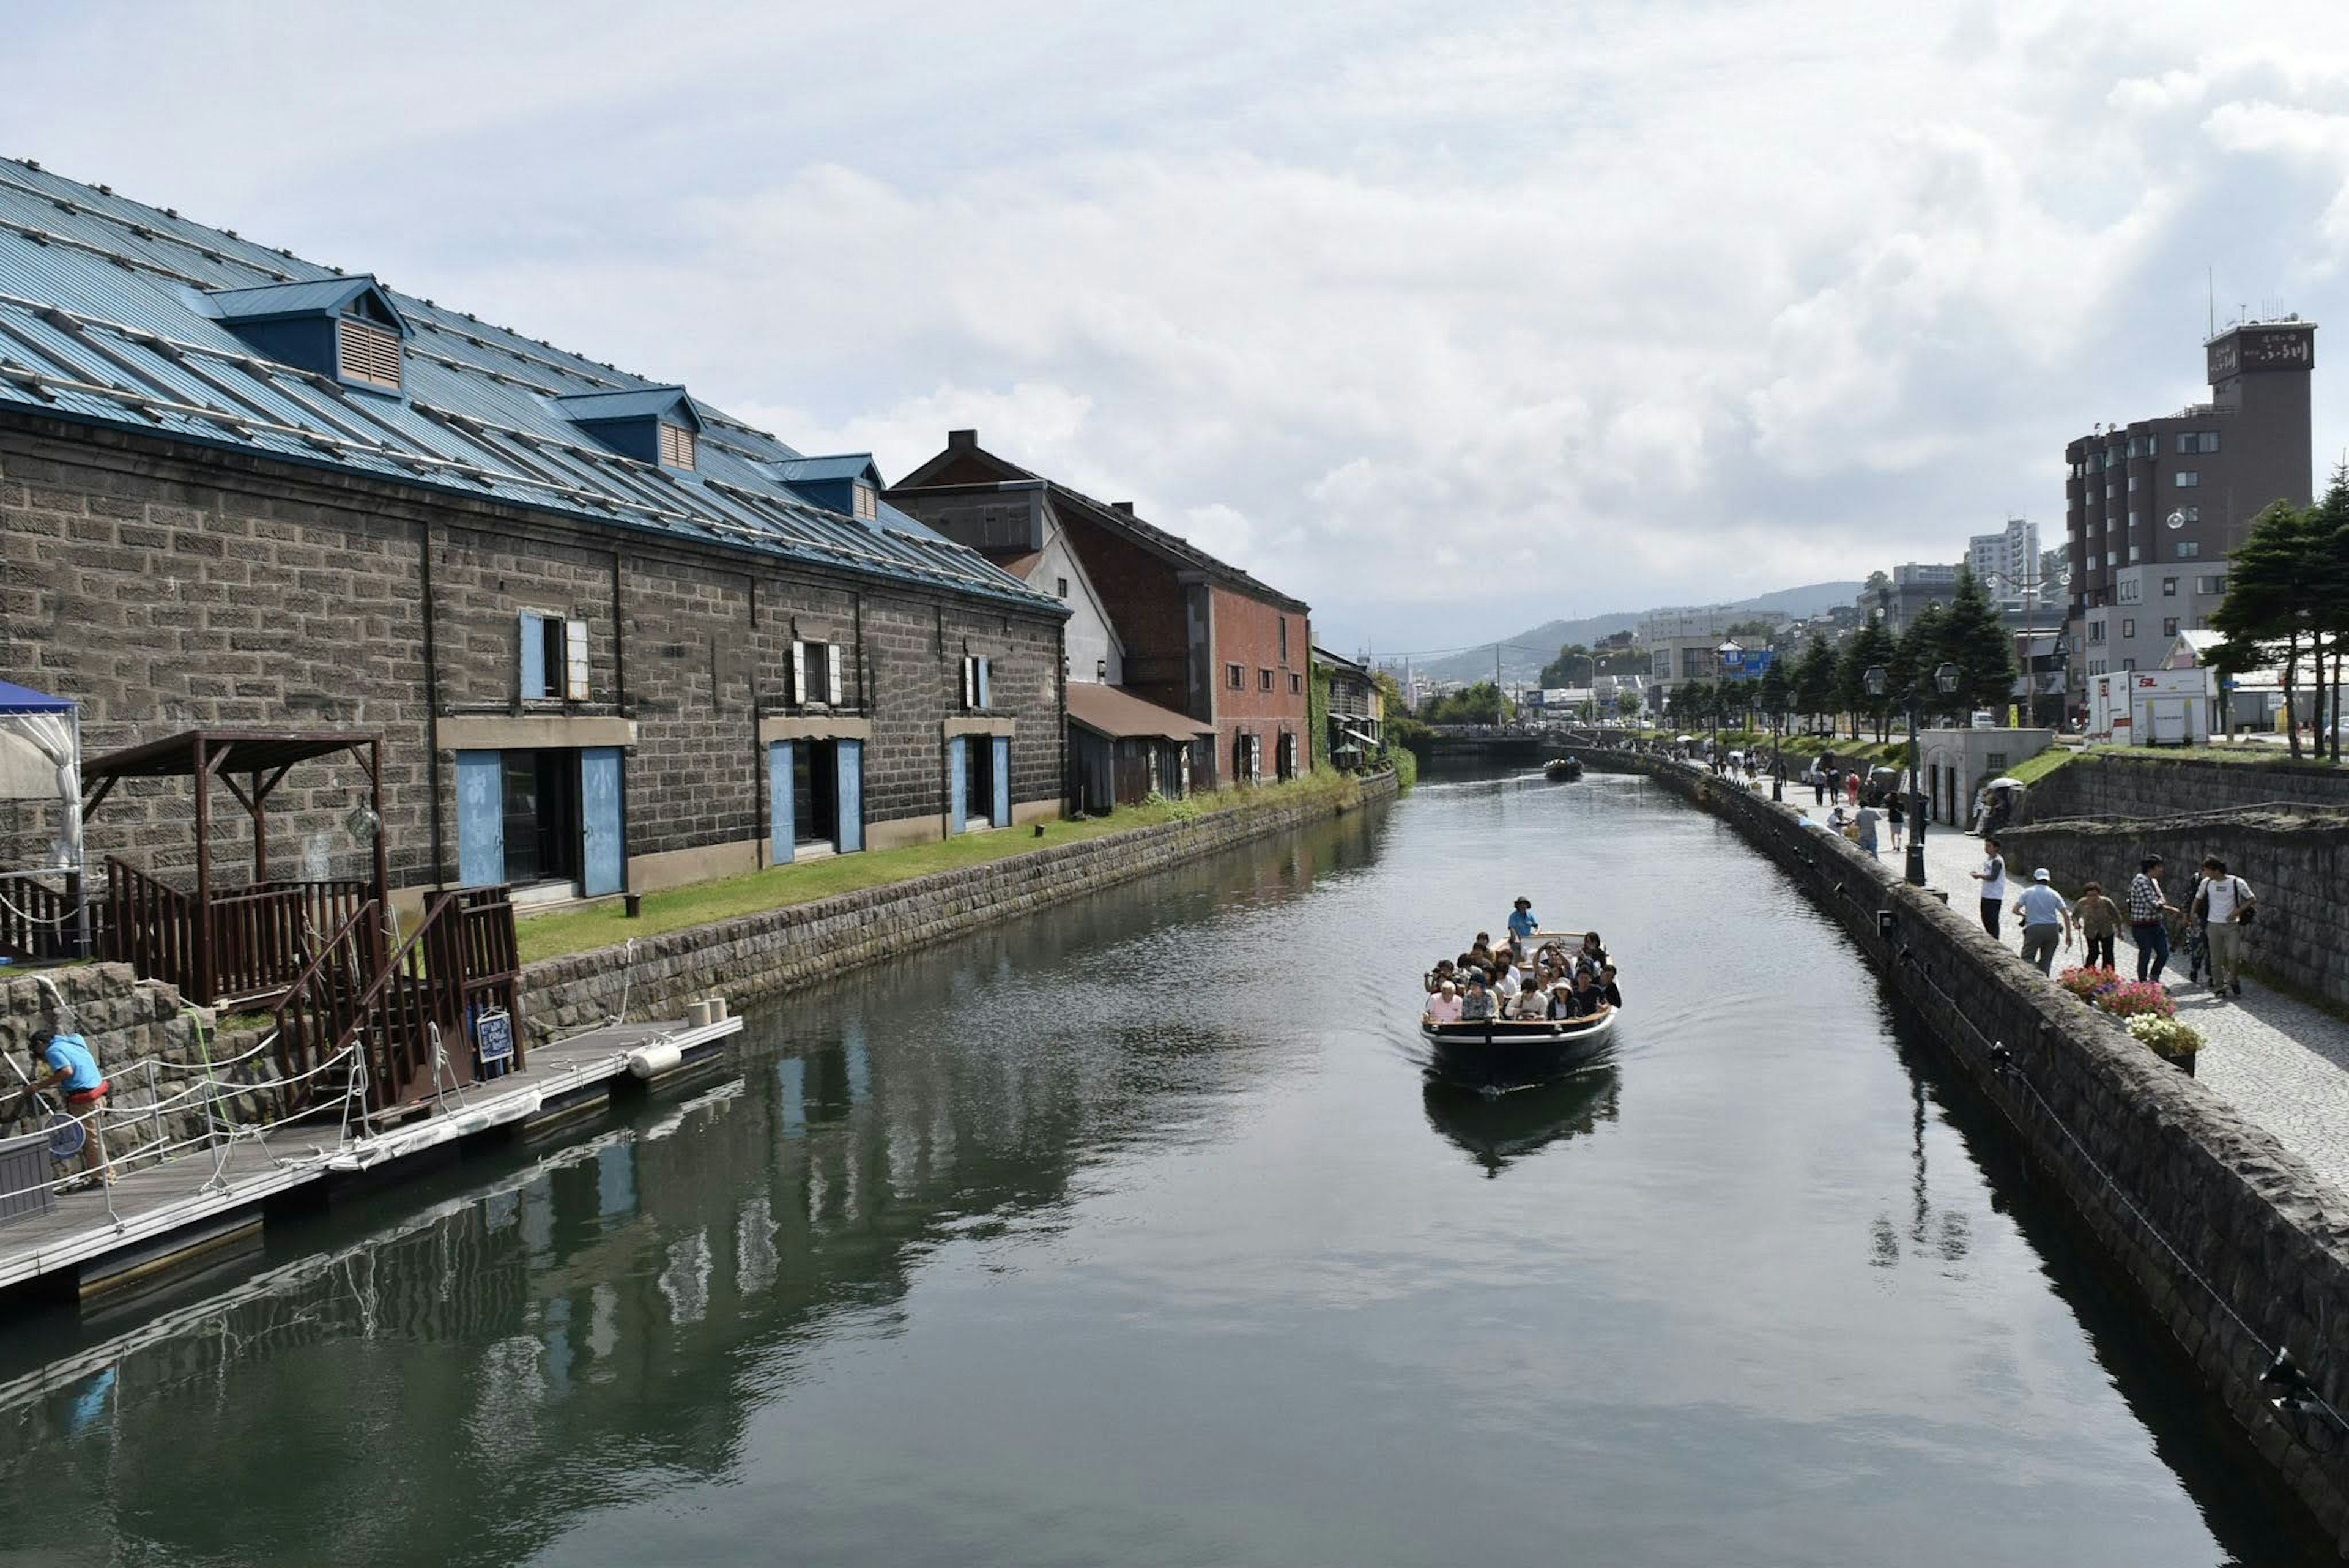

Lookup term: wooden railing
[0,871,86,963]
[269,899,384,1116]
[100,860,374,1006]
[272,886,522,1117]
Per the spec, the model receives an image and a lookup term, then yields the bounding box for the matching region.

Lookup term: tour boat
[1420,1006,1616,1090]
[1543,757,1583,781]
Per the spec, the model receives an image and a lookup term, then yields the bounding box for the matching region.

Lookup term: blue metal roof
[0,157,1062,614]
[0,678,73,713]
[204,275,409,333]
[771,453,879,483]
[552,385,700,426]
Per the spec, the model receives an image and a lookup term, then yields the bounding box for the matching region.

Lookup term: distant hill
[1410,581,1861,683]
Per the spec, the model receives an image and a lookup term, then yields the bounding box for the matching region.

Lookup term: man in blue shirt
[16,1029,111,1186]
[1506,897,1538,957]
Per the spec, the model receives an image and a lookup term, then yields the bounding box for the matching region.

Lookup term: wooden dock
[0,1014,743,1305]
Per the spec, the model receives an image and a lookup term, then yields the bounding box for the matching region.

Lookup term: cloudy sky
[12,1,2349,655]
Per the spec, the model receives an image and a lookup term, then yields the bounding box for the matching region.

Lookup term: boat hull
[1421,1009,1616,1089]
[1543,760,1583,781]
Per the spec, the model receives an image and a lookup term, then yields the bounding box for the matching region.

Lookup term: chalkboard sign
[475,1009,514,1069]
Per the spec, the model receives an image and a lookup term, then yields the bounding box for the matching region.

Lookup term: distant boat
[1421,1008,1616,1091]
[1543,757,1583,781]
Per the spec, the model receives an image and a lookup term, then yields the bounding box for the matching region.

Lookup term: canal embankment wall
[1998,809,2349,1010]
[2024,751,2349,822]
[519,771,1399,1041]
[1583,751,2349,1550]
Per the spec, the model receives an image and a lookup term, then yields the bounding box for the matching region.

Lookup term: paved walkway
[1777,784,2349,1197]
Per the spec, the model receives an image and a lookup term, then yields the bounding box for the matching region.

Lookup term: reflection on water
[1422,1068,1620,1177]
[0,776,2327,1567]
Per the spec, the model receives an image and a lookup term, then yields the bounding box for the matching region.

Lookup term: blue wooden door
[991,735,1011,828]
[836,739,864,852]
[579,746,624,896]
[455,750,505,886]
[769,740,795,864]
[947,737,967,834]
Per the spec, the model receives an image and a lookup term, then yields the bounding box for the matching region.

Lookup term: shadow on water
[1422,1066,1621,1178]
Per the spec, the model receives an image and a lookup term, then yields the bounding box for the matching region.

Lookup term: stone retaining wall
[521,772,1398,1041]
[1582,750,2349,1550]
[0,965,281,1167]
[2002,811,2349,1009]
[2026,752,2349,823]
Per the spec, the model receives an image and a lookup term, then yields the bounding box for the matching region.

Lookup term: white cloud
[16,0,2349,650]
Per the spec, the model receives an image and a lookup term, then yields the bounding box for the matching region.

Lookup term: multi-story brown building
[0,158,1068,911]
[888,432,1312,790]
[2063,321,2314,700]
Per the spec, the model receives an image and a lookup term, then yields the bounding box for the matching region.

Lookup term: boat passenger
[1496,962,1523,1011]
[1427,958,1457,995]
[1578,931,1608,970]
[1507,897,1538,951]
[1427,981,1463,1024]
[1460,977,1496,1022]
[1572,970,1605,1016]
[1600,964,1624,1009]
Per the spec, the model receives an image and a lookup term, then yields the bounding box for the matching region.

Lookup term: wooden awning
[1066,684,1214,743]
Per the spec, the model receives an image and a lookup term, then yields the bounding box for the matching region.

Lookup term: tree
[1422,680,1513,726]
[1838,614,1899,742]
[1937,567,2017,721]
[1616,687,1643,722]
[1792,632,1838,734]
[1755,658,1792,737]
[2212,499,2320,759]
[2309,462,2349,762]
[1538,642,1592,688]
[1863,570,1892,615]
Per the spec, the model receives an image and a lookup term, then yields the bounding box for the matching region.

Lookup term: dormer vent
[552,385,703,470]
[659,421,696,470]
[338,317,402,389]
[206,275,410,394]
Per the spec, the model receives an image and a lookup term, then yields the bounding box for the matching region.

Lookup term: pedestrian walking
[1970,837,2009,938]
[2192,856,2257,998]
[2011,869,2075,975]
[1811,767,1827,806]
[1887,794,1906,850]
[2074,880,2122,970]
[1855,801,1880,856]
[2126,855,2175,983]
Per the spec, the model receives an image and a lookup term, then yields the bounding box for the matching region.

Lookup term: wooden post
[193,734,213,1005]
[367,738,390,972]
[250,769,269,883]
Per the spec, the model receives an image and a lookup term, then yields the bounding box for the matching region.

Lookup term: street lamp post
[1868,660,1962,887]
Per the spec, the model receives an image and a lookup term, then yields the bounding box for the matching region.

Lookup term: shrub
[2100,981,2178,1020]
[2057,965,2119,1002]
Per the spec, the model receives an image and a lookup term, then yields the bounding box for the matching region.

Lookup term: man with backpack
[2194,856,2256,998]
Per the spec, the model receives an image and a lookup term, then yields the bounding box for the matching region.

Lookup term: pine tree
[1793,631,1838,734]
[1755,658,1792,740]
[1891,604,1945,718]
[2213,499,2317,759]
[1937,567,2017,721]
[2308,462,2349,761]
[1837,614,1899,742]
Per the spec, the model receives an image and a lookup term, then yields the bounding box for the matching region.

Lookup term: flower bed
[2056,965,2200,1057]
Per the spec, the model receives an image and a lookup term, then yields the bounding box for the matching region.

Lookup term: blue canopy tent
[0,680,86,960]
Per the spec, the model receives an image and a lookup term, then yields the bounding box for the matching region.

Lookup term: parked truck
[2085,669,2214,746]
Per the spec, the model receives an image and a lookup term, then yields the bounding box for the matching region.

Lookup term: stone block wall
[0,414,1069,902]
[521,771,1397,1041]
[0,964,285,1176]
[2002,810,2349,1008]
[1582,750,2349,1550]
[2025,752,2349,824]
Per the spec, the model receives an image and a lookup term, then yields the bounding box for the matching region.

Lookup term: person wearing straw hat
[13,1028,113,1187]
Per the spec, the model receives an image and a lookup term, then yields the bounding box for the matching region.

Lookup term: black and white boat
[1543,757,1583,781]
[1420,1007,1616,1090]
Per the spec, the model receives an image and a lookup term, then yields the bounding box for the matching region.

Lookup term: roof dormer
[205,275,410,393]
[771,453,883,518]
[552,386,702,470]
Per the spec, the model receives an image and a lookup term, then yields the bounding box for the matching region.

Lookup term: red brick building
[889,432,1312,789]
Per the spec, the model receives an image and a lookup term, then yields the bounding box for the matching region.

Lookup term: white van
[1969,710,1998,729]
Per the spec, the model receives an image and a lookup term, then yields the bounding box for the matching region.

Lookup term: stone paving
[1771,781,2349,1197]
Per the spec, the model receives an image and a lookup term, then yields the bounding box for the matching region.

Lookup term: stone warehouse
[0,157,1071,907]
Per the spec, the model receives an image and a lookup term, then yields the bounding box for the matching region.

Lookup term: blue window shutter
[835,739,864,852]
[769,740,795,863]
[455,751,505,886]
[948,737,967,834]
[519,614,546,700]
[992,735,1011,827]
[579,747,624,896]
[976,658,991,709]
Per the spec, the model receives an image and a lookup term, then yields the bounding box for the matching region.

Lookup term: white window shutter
[791,641,806,705]
[563,619,590,700]
[962,657,975,710]
[826,644,844,706]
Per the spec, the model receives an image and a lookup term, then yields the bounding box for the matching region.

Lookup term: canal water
[0,771,2327,1566]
